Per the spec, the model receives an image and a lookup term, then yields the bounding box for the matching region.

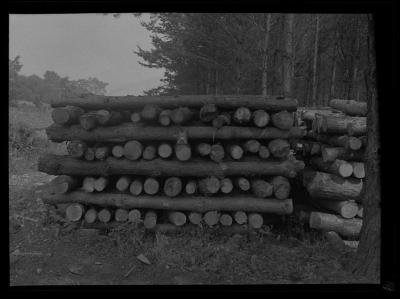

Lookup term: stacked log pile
[38,94,306,233]
[293,99,366,247]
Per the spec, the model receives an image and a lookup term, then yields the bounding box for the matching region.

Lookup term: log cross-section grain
[244,140,261,154]
[141,104,160,121]
[199,104,218,122]
[248,213,263,229]
[220,178,234,194]
[185,180,197,195]
[51,95,299,111]
[212,112,231,128]
[228,145,244,160]
[196,143,212,156]
[351,162,365,179]
[116,176,131,192]
[237,177,250,192]
[46,124,307,142]
[142,145,157,160]
[175,144,192,161]
[188,212,202,225]
[39,155,305,178]
[98,208,112,223]
[84,208,97,224]
[95,146,110,161]
[115,208,129,222]
[303,170,363,201]
[82,177,96,192]
[128,209,141,223]
[42,192,294,214]
[309,211,362,237]
[158,109,172,126]
[220,214,233,226]
[258,145,270,159]
[84,147,96,161]
[329,99,367,116]
[170,107,193,125]
[198,176,220,195]
[130,112,141,124]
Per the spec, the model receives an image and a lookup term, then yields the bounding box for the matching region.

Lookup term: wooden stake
[143,178,159,195]
[253,110,270,127]
[251,179,274,198]
[203,211,220,227]
[84,208,97,224]
[123,140,143,160]
[233,211,247,224]
[142,145,157,160]
[163,177,182,197]
[168,211,187,226]
[129,179,143,196]
[116,176,131,192]
[158,143,173,159]
[111,145,124,158]
[248,213,263,229]
[144,210,157,229]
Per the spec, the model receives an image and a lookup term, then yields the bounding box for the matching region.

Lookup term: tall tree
[311,14,320,106]
[261,14,272,96]
[283,14,294,97]
[350,14,380,281]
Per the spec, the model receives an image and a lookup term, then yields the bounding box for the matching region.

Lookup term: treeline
[135,13,368,106]
[9,56,109,106]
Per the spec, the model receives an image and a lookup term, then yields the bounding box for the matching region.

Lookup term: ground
[9,105,371,285]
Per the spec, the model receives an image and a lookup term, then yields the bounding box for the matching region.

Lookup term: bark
[38,154,305,178]
[309,157,354,178]
[313,114,367,136]
[79,113,98,131]
[303,170,363,201]
[311,14,320,106]
[253,110,270,127]
[307,132,362,151]
[46,124,307,143]
[271,111,294,130]
[309,211,362,238]
[52,95,299,111]
[329,99,367,116]
[42,192,294,214]
[65,203,84,222]
[163,177,182,197]
[51,106,84,125]
[312,199,359,219]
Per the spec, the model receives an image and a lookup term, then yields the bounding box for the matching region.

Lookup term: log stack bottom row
[40,95,304,231]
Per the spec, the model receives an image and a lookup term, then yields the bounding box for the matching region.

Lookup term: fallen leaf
[136,254,151,265]
[68,264,83,275]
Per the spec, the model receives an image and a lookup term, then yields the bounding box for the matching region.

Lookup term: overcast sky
[9,13,164,96]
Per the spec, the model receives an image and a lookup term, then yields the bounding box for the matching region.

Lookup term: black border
[6,0,399,294]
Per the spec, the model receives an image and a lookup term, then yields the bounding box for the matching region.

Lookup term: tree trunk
[312,199,359,219]
[130,112,141,124]
[309,211,362,238]
[283,14,294,97]
[261,13,272,96]
[350,14,380,281]
[42,192,294,214]
[313,114,367,136]
[79,113,98,131]
[228,144,244,160]
[307,131,362,151]
[96,110,123,126]
[329,30,338,101]
[303,170,363,201]
[311,14,320,106]
[47,124,307,143]
[39,154,305,178]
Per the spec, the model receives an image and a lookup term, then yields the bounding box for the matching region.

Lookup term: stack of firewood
[38,94,306,233]
[293,99,366,246]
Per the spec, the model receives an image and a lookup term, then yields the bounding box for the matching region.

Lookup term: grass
[9,105,373,285]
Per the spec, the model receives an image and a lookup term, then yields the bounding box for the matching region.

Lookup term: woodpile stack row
[38,94,306,232]
[293,99,366,246]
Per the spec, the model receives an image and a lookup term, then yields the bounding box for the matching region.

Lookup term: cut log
[188,212,202,225]
[233,107,252,124]
[228,144,244,160]
[130,112,141,123]
[65,203,84,222]
[94,146,110,160]
[209,144,225,162]
[212,112,231,128]
[219,214,233,226]
[98,208,112,223]
[290,139,321,156]
[248,213,263,229]
[268,139,290,158]
[329,99,367,116]
[84,147,95,161]
[52,106,84,125]
[258,145,270,159]
[314,114,367,136]
[167,211,187,226]
[144,210,157,229]
[111,145,124,158]
[141,104,160,121]
[220,178,234,194]
[129,179,143,196]
[114,208,129,222]
[199,104,218,122]
[79,113,98,131]
[128,209,141,223]
[357,205,363,218]
[175,144,191,161]
[314,199,359,219]
[309,157,353,178]
[252,110,270,127]
[38,154,305,178]
[49,175,79,194]
[307,132,362,151]
[303,170,363,201]
[84,208,97,224]
[351,162,365,179]
[123,140,143,160]
[170,107,193,125]
[94,177,108,192]
[185,180,197,195]
[96,110,123,126]
[233,211,247,224]
[359,136,367,148]
[270,176,291,200]
[321,147,365,162]
[158,143,173,159]
[82,177,96,193]
[158,109,172,126]
[47,124,307,143]
[237,177,250,191]
[251,179,274,198]
[67,140,87,158]
[116,176,131,192]
[300,108,345,122]
[52,95,298,111]
[196,143,212,156]
[142,145,157,160]
[309,211,362,237]
[203,211,220,227]
[163,177,182,197]
[244,140,261,153]
[42,192,294,214]
[271,110,294,130]
[143,178,160,195]
[198,176,220,195]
